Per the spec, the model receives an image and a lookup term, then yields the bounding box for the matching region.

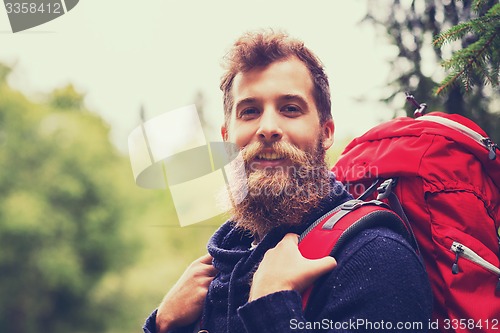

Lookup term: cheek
[228,124,255,149]
[293,136,319,152]
[287,124,322,151]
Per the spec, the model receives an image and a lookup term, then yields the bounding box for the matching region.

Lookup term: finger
[283,233,299,245]
[198,254,218,277]
[198,253,213,264]
[309,256,337,276]
[205,265,219,277]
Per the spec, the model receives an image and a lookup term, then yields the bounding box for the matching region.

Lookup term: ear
[221,125,228,142]
[321,119,335,150]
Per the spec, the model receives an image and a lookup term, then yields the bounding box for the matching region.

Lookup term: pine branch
[434,10,499,48]
[433,24,472,48]
[435,32,498,95]
[472,0,488,12]
[434,2,499,95]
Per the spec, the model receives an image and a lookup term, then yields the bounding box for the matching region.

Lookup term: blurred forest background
[0,0,498,332]
[0,65,219,333]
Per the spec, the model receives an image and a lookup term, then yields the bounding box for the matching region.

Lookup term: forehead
[231,57,314,105]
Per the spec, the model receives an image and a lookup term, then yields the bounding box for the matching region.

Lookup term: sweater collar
[207,172,352,273]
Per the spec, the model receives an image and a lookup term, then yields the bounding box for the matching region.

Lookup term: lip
[249,156,290,170]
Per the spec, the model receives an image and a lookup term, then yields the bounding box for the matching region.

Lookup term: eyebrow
[235,97,259,111]
[235,94,309,110]
[280,94,309,106]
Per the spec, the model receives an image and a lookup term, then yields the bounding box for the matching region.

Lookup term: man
[144,30,432,333]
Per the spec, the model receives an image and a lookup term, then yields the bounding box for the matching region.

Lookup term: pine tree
[433,1,500,95]
[365,0,500,142]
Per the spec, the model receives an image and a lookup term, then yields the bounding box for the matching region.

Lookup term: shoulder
[323,226,431,305]
[333,226,427,282]
[306,227,433,323]
[337,226,420,265]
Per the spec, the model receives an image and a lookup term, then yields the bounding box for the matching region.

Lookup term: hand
[249,233,337,302]
[156,253,218,333]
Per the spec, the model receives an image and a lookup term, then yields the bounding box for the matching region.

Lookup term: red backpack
[298,198,418,305]
[322,108,500,332]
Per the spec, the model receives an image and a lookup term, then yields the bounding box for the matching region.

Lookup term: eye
[281,104,301,116]
[239,107,260,119]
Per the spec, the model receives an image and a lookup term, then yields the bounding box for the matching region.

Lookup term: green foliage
[433,2,500,94]
[0,65,223,333]
[48,84,86,110]
[0,63,11,83]
[0,71,138,333]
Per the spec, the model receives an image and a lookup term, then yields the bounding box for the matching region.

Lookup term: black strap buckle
[377,178,397,200]
[340,200,364,211]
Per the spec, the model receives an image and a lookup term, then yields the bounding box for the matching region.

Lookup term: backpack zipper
[417,115,498,160]
[450,241,500,276]
[450,241,500,294]
[298,206,342,243]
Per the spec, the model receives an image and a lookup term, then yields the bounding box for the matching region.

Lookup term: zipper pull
[451,243,465,274]
[452,252,461,274]
[482,138,498,160]
[405,92,427,118]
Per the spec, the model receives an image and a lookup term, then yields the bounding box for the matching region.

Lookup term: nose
[256,109,283,143]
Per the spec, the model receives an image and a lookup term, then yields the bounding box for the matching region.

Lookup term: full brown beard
[227,137,331,238]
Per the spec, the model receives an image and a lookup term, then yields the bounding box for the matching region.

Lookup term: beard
[226,137,332,238]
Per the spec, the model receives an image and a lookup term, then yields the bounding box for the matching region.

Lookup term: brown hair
[220,30,332,126]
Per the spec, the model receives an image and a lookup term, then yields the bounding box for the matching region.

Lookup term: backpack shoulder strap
[298,199,417,310]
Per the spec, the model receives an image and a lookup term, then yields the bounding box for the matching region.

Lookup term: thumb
[307,256,337,277]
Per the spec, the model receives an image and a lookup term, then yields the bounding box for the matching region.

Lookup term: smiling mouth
[256,152,286,160]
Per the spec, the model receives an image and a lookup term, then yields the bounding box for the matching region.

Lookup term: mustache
[241,141,310,165]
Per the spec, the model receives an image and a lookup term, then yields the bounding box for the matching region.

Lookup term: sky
[1,0,400,153]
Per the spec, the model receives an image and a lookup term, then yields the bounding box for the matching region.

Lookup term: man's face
[221,56,334,165]
[220,57,335,237]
